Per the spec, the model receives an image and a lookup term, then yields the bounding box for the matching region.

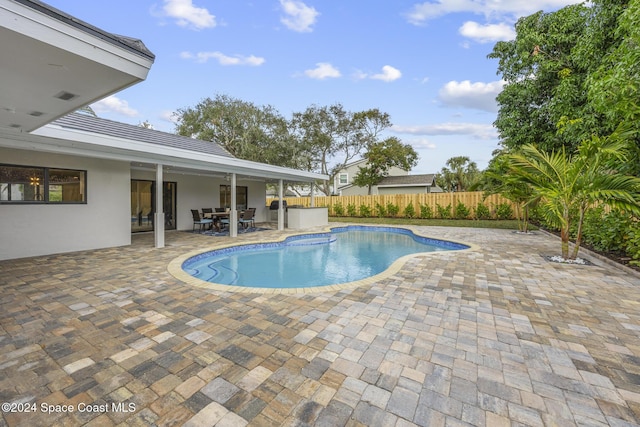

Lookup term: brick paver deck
[1,225,639,426]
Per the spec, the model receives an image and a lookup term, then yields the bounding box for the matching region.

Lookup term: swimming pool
[181,226,469,289]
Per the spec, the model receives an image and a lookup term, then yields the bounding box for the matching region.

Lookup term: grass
[328,216,536,230]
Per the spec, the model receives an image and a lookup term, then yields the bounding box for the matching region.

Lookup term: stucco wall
[130,170,268,230]
[0,147,131,260]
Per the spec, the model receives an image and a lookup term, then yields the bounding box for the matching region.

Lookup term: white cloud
[353,66,402,82]
[409,138,437,149]
[180,51,265,66]
[305,62,341,79]
[392,122,498,140]
[438,80,505,112]
[280,0,319,32]
[162,0,216,29]
[371,65,402,82]
[459,21,515,43]
[160,110,178,123]
[91,96,138,117]
[405,0,584,25]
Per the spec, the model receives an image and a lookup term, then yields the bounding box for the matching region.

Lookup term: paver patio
[1,225,639,426]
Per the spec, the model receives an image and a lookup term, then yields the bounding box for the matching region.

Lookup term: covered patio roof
[0,0,154,132]
[16,112,328,183]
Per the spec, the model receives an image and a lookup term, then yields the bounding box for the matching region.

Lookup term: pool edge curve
[167,224,478,294]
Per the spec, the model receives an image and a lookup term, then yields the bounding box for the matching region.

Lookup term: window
[339,173,348,185]
[220,185,248,210]
[0,164,86,203]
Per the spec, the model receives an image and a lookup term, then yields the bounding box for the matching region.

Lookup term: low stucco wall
[287,207,328,229]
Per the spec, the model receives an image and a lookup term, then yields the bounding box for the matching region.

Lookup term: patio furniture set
[191,208,255,233]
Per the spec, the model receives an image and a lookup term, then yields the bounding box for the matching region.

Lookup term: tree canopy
[173,96,407,195]
[436,156,479,192]
[286,104,394,195]
[352,137,419,194]
[489,0,640,163]
[174,94,299,168]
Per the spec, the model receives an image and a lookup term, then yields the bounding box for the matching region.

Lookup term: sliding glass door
[131,180,176,232]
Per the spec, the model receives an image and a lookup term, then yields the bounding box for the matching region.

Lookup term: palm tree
[507,130,640,260]
[437,156,480,192]
[479,154,538,233]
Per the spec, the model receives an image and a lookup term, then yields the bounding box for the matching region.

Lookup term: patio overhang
[0,0,155,132]
[6,123,329,183]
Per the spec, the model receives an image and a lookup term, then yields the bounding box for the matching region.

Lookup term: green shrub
[386,202,399,217]
[475,203,492,220]
[375,202,387,217]
[333,203,344,216]
[419,204,433,219]
[346,203,357,217]
[436,203,452,219]
[582,207,630,252]
[359,204,372,218]
[403,202,416,218]
[454,201,470,219]
[495,203,513,220]
[624,222,640,267]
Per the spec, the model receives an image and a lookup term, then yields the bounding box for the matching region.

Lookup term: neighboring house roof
[15,0,155,61]
[52,113,234,158]
[377,174,436,187]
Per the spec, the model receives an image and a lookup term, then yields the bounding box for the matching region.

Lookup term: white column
[278,179,284,231]
[154,164,165,248]
[230,173,238,237]
[310,181,315,207]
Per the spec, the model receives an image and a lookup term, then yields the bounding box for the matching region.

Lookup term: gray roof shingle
[378,174,436,186]
[50,113,234,158]
[16,0,155,61]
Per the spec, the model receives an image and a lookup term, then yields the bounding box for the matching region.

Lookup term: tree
[436,156,480,192]
[586,0,640,173]
[506,127,640,260]
[174,94,299,168]
[488,5,593,153]
[290,104,392,195]
[474,152,536,232]
[352,137,419,194]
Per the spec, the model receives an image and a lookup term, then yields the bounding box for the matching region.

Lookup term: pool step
[286,236,336,246]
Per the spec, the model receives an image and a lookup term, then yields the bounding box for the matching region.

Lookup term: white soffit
[0,0,154,132]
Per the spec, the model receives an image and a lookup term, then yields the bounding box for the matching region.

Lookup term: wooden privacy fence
[267,191,520,219]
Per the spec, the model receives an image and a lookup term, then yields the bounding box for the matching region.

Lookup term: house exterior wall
[130,171,268,230]
[0,147,131,260]
[335,161,408,195]
[378,186,430,195]
[339,185,371,196]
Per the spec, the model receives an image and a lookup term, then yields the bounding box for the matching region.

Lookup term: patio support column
[278,179,284,231]
[310,181,315,207]
[230,173,238,237]
[154,164,165,248]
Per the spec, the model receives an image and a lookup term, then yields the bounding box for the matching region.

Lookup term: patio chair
[238,208,256,230]
[191,209,213,233]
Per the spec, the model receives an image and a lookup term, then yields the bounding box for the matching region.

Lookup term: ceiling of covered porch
[0,0,154,132]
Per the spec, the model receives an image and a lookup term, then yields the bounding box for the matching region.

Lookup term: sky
[43,0,583,174]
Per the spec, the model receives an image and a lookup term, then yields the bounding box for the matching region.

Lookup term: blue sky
[44,0,582,174]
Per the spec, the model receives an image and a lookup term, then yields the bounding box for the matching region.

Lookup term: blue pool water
[182,226,469,288]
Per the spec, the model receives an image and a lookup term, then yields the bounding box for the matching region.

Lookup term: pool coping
[167,224,479,294]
